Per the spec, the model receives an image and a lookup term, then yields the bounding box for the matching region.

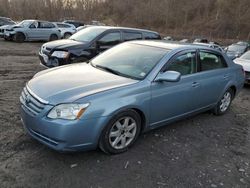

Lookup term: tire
[64,32,72,39]
[99,110,141,154]
[49,34,58,41]
[14,32,25,43]
[213,88,234,115]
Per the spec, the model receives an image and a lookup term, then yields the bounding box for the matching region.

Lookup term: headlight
[47,103,90,120]
[51,51,69,58]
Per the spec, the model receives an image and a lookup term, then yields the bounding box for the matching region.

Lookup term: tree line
[0,0,250,41]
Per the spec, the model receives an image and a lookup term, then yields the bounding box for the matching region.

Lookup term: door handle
[192,82,200,87]
[223,74,229,80]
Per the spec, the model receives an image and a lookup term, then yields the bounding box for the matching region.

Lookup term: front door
[150,50,202,126]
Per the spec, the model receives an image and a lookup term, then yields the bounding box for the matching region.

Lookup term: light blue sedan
[20,41,245,154]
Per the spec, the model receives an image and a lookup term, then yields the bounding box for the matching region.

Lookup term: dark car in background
[39,26,161,68]
[226,42,250,60]
[63,20,84,28]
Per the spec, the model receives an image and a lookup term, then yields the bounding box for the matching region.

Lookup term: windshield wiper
[94,64,122,76]
[91,63,141,80]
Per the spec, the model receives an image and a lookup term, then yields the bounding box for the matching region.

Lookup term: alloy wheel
[109,117,137,150]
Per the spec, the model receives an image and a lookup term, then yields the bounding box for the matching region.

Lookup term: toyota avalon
[20,41,245,154]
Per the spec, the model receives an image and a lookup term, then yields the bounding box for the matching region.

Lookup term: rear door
[196,50,230,107]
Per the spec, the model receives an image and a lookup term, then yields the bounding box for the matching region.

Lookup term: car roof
[86,26,159,34]
[129,40,217,51]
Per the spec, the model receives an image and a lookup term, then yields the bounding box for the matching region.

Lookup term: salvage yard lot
[0,38,250,188]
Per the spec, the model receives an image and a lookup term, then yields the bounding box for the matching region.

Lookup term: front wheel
[213,88,234,115]
[99,110,141,154]
[14,32,25,43]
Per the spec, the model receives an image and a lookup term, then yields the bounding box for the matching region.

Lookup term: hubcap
[109,117,137,150]
[220,92,231,112]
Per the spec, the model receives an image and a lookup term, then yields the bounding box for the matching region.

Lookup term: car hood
[234,58,250,72]
[0,25,14,29]
[27,63,138,104]
[43,39,86,50]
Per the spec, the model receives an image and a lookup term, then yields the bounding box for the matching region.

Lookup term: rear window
[123,32,142,41]
[144,32,161,40]
[199,51,227,71]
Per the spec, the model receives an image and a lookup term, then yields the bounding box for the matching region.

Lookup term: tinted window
[167,52,197,75]
[98,32,121,46]
[144,32,161,40]
[199,51,227,71]
[123,32,142,41]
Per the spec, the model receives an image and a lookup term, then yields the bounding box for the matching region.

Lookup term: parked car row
[0,17,106,42]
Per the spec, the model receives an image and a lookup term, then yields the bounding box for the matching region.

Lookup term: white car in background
[234,51,250,84]
[54,22,76,39]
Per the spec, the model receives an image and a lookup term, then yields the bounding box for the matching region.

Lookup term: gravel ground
[0,39,250,188]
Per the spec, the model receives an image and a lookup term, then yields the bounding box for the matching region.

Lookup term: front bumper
[20,103,110,152]
[39,52,69,68]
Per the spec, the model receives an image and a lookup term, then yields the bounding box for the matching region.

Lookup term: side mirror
[155,71,181,82]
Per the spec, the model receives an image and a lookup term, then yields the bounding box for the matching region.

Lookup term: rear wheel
[49,34,58,41]
[99,110,141,154]
[14,32,25,43]
[213,88,233,115]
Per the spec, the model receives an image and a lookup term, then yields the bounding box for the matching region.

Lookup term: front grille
[20,87,46,116]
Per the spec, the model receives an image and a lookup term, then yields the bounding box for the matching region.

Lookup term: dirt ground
[0,38,250,188]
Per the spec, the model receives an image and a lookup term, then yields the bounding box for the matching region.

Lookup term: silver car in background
[54,22,76,39]
[4,20,61,42]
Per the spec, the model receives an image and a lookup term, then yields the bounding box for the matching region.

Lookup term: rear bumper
[20,103,110,152]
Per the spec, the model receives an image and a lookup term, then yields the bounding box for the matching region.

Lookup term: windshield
[91,43,168,80]
[69,27,107,42]
[227,44,246,53]
[17,20,33,27]
[240,51,250,60]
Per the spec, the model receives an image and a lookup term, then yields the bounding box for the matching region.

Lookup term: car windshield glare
[91,43,168,80]
[69,27,107,42]
[240,51,250,61]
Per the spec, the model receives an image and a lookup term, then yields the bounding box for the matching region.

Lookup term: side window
[144,32,161,40]
[167,52,197,76]
[123,32,142,41]
[98,32,121,46]
[199,51,227,71]
[39,22,55,29]
[30,22,38,28]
